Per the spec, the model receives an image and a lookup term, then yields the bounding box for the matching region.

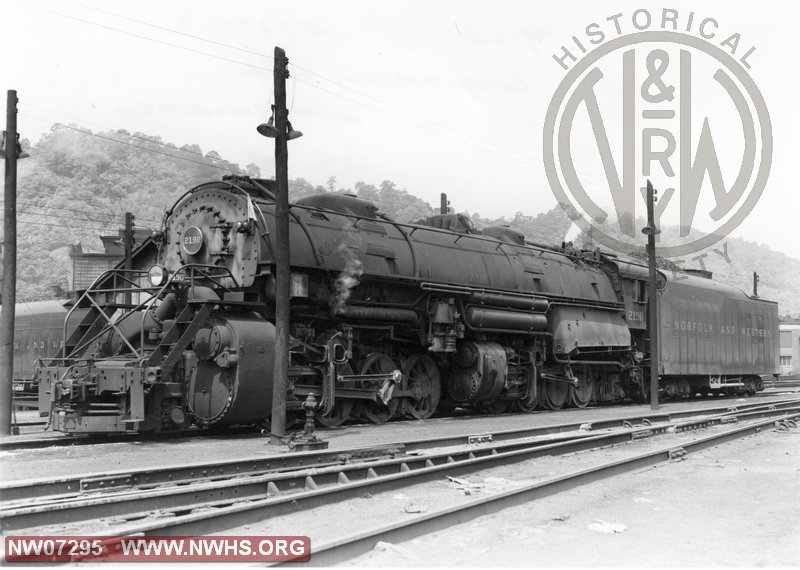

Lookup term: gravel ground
[344,428,800,567]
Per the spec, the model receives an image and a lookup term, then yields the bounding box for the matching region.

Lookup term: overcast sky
[3,0,798,260]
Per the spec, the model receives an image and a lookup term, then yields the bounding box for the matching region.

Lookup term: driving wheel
[515,365,539,413]
[569,368,595,408]
[402,354,441,420]
[542,379,570,410]
[355,353,400,424]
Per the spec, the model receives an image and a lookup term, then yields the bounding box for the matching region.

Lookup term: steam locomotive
[35,176,779,434]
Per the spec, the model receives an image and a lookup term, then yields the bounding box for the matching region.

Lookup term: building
[779,316,800,377]
[68,229,151,291]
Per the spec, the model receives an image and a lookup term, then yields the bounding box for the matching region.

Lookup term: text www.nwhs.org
[4,535,310,562]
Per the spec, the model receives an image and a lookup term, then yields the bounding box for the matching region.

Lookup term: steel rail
[0,429,627,531]
[0,443,405,503]
[4,408,796,535]
[3,397,798,503]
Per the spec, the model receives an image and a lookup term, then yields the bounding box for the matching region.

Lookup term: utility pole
[1,91,20,435]
[124,212,134,306]
[270,46,291,441]
[643,180,659,411]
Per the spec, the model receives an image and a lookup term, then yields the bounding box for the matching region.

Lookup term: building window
[780,330,793,348]
[780,356,792,367]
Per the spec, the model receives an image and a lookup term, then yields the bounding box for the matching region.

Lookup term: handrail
[61,265,240,361]
[62,269,150,358]
[419,281,624,310]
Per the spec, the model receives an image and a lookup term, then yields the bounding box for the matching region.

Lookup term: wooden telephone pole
[644,180,660,411]
[123,212,135,306]
[1,91,20,435]
[270,47,291,440]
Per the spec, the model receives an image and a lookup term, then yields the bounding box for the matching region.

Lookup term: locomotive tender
[35,176,779,434]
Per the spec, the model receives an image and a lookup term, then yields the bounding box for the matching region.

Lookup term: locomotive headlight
[148,264,168,287]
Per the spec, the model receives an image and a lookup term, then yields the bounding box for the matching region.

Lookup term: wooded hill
[9,124,799,315]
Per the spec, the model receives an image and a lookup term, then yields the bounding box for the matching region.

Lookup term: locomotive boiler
[35,176,778,434]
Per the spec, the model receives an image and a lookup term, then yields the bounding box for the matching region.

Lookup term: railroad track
[765,379,800,389]
[2,401,797,540]
[4,397,797,500]
[307,412,800,566]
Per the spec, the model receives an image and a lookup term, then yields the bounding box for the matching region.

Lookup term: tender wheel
[402,354,441,420]
[569,369,594,408]
[355,353,400,424]
[515,365,539,413]
[316,363,355,428]
[543,379,570,410]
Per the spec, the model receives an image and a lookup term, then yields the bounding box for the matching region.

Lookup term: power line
[73,3,544,165]
[77,2,275,62]
[14,202,160,225]
[16,202,118,221]
[23,103,220,163]
[14,8,605,226]
[45,9,274,74]
[17,203,119,220]
[3,200,122,224]
[18,210,120,226]
[16,210,151,229]
[17,219,116,232]
[5,201,161,226]
[22,111,248,186]
[48,122,239,173]
[44,5,612,186]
